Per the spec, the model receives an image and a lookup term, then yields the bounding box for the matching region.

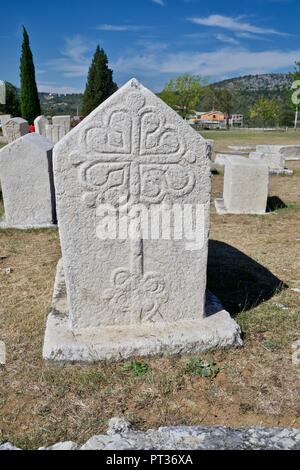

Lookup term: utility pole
[294,106,298,130]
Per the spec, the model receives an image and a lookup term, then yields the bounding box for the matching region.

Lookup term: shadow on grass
[266,196,287,212]
[207,240,288,315]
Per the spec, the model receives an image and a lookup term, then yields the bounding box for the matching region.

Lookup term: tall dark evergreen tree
[19,27,41,123]
[81,46,117,116]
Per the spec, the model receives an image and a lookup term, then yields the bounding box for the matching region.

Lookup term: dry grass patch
[0,145,300,449]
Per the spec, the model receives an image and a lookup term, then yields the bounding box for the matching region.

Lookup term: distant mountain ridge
[37,73,294,119]
[211,73,293,93]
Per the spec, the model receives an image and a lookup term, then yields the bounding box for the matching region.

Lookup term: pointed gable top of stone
[54,78,206,159]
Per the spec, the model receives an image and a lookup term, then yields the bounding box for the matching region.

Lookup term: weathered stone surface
[53,79,210,328]
[0,133,56,229]
[249,151,285,170]
[228,145,255,152]
[3,421,300,450]
[45,124,66,144]
[79,426,300,450]
[0,114,12,139]
[0,442,21,450]
[4,117,28,143]
[34,115,49,137]
[39,441,78,450]
[250,145,296,173]
[215,156,269,215]
[52,115,71,133]
[214,154,226,166]
[256,144,300,160]
[214,153,247,167]
[43,78,242,361]
[43,260,242,361]
[107,417,132,435]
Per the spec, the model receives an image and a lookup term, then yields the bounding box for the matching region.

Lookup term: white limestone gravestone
[0,114,12,141]
[4,117,28,143]
[0,114,12,129]
[43,79,241,362]
[215,156,269,215]
[250,146,293,175]
[34,115,49,137]
[45,124,66,144]
[0,133,56,228]
[52,115,71,133]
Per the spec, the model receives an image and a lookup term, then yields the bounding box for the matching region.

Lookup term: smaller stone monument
[34,115,49,137]
[215,156,269,215]
[52,115,71,133]
[0,133,56,228]
[45,124,66,144]
[4,117,28,143]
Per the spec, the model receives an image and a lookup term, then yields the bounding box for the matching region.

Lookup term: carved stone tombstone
[52,115,71,133]
[215,156,269,215]
[4,117,28,143]
[34,115,49,137]
[45,124,66,144]
[0,133,56,228]
[43,79,241,362]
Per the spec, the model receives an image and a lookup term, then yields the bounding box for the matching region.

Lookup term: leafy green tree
[213,88,237,128]
[0,82,20,116]
[81,46,117,116]
[19,27,41,123]
[249,97,280,129]
[160,75,207,119]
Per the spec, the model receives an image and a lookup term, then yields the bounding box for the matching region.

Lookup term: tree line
[159,69,300,128]
[0,28,117,123]
[1,27,299,129]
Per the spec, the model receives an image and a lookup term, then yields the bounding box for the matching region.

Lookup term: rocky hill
[211,73,292,93]
[200,73,294,125]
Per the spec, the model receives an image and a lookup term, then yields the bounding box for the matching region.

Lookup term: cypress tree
[19,27,41,123]
[81,46,117,116]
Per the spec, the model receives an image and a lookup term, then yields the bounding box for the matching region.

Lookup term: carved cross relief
[77,86,197,324]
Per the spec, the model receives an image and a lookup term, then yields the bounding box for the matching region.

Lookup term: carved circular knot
[143,300,155,313]
[112,269,132,289]
[143,273,165,294]
[126,92,145,111]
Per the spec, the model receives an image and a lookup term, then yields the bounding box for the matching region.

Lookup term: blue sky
[1,0,299,93]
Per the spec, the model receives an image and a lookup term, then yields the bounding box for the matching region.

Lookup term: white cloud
[215,34,240,46]
[114,47,300,79]
[46,35,92,78]
[38,81,81,94]
[61,35,91,62]
[152,0,165,5]
[188,15,288,36]
[96,24,144,32]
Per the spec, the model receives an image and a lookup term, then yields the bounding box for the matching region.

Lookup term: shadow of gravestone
[266,196,287,213]
[207,240,287,315]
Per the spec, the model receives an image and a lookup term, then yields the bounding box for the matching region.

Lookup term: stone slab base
[214,198,267,215]
[43,261,242,362]
[269,169,293,176]
[0,216,56,230]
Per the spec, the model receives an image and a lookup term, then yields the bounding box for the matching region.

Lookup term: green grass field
[201,129,300,153]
